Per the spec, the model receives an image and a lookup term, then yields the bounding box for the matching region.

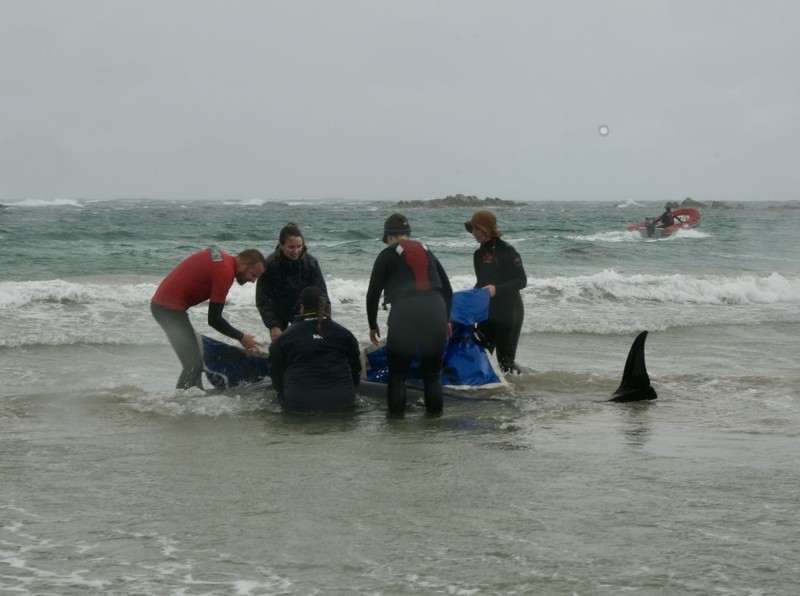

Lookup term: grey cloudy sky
[2,1,798,202]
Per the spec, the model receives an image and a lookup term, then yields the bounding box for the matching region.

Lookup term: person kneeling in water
[268,286,361,412]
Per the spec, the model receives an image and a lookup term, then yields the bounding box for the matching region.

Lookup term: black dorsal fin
[609,331,657,402]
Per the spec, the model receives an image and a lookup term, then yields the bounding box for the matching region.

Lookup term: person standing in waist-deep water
[465,210,527,373]
[268,286,361,412]
[151,248,266,390]
[366,213,453,417]
[256,222,328,342]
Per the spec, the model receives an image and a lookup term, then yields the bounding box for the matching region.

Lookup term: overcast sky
[2,1,798,202]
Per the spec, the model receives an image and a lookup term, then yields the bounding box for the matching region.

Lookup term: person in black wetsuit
[465,210,527,373]
[644,217,656,237]
[268,286,361,412]
[657,205,675,228]
[256,222,328,342]
[366,213,453,417]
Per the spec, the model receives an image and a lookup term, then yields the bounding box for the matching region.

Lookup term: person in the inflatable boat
[366,213,453,417]
[657,205,675,228]
[268,286,361,412]
[465,210,527,374]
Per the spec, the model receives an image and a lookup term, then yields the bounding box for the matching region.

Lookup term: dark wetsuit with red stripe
[473,238,527,372]
[366,240,453,416]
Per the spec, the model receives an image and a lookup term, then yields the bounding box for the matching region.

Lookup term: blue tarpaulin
[364,289,506,389]
[200,335,270,389]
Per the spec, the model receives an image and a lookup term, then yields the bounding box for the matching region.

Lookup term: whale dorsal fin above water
[608,331,657,402]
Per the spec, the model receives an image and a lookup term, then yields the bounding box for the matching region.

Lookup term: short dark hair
[237,248,266,267]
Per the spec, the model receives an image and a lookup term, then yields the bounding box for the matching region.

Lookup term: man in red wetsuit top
[151,248,266,390]
[366,214,453,417]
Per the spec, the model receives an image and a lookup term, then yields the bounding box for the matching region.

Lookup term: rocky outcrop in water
[765,203,800,211]
[393,194,522,208]
[664,197,743,210]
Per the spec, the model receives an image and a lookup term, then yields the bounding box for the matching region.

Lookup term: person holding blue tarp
[269,286,361,411]
[366,213,453,417]
[465,210,527,373]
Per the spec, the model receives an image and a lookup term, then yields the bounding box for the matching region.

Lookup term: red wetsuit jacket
[152,249,236,311]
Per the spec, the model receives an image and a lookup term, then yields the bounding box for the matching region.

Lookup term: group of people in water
[150,210,527,417]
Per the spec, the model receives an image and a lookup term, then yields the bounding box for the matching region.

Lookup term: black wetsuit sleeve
[435,257,454,318]
[310,258,327,293]
[494,244,527,297]
[255,273,280,330]
[366,250,390,330]
[309,257,332,316]
[267,338,286,394]
[207,302,244,341]
[346,330,362,388]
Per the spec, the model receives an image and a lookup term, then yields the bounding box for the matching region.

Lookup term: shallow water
[2,198,799,594]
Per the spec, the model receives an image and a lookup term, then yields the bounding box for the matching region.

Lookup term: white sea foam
[615,198,644,208]
[5,197,84,208]
[567,230,642,242]
[1,272,796,316]
[2,272,798,347]
[669,227,709,238]
[568,227,710,242]
[221,198,269,206]
[526,270,800,305]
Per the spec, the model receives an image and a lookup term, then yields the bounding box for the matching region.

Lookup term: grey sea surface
[2,198,799,594]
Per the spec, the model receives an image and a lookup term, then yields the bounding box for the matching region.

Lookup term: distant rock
[393,194,522,208]
[765,203,800,211]
[664,197,742,210]
[663,199,689,209]
[709,200,737,210]
[680,197,707,208]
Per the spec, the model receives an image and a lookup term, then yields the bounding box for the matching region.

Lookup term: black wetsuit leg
[479,296,524,373]
[386,349,412,416]
[151,303,204,390]
[386,294,447,416]
[494,320,522,373]
[418,351,444,415]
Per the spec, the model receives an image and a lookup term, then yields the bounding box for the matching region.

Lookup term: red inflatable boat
[626,208,701,238]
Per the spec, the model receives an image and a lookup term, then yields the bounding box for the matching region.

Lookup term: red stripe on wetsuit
[396,241,432,292]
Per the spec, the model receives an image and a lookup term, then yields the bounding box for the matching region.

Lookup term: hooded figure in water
[268,286,361,412]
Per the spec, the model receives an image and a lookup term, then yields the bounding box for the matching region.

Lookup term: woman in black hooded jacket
[256,222,328,342]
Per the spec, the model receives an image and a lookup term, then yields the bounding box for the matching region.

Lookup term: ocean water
[1,197,799,595]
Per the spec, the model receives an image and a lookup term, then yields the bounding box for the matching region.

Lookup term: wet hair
[237,248,266,268]
[279,222,304,245]
[299,286,327,337]
[314,294,326,337]
[382,213,411,243]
